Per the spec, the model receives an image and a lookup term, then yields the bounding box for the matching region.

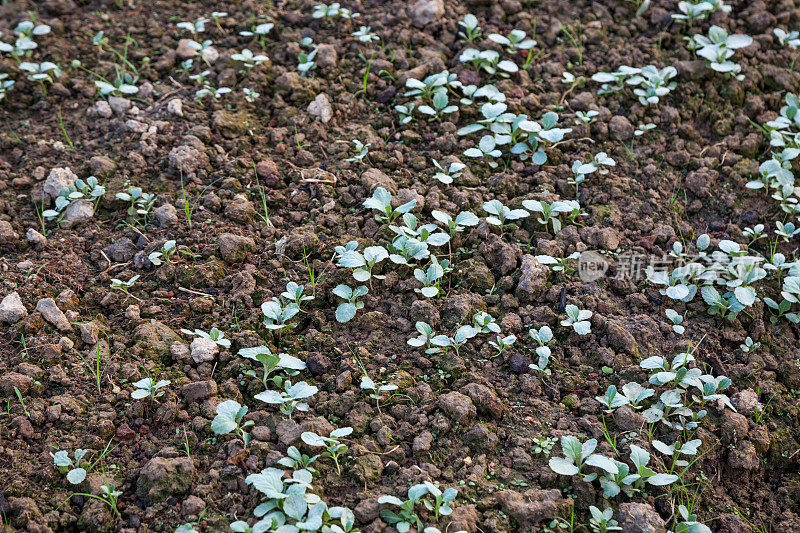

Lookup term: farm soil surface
[0,0,799,532]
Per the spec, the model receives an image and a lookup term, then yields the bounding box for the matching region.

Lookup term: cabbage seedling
[243,88,260,102]
[255,380,319,418]
[595,385,628,413]
[588,506,622,533]
[431,209,479,235]
[261,299,300,332]
[418,91,458,120]
[522,199,573,233]
[336,241,389,282]
[116,186,156,221]
[363,186,416,223]
[301,427,353,475]
[473,311,500,333]
[488,29,535,53]
[561,304,592,334]
[665,309,685,334]
[489,334,516,355]
[177,17,210,36]
[430,159,466,185]
[378,484,428,532]
[352,26,379,42]
[54,449,89,484]
[774,28,800,48]
[407,321,438,353]
[421,481,458,519]
[345,139,370,163]
[459,48,519,77]
[238,346,306,387]
[211,399,254,445]
[332,284,367,323]
[281,281,314,310]
[277,445,319,472]
[148,240,177,266]
[131,377,170,400]
[240,22,274,47]
[0,73,14,101]
[231,49,268,69]
[110,275,139,298]
[548,436,618,481]
[414,256,449,297]
[458,14,482,43]
[181,326,231,347]
[482,199,528,228]
[691,26,752,80]
[360,375,398,409]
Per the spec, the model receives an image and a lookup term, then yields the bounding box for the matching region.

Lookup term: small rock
[516,255,548,303]
[732,389,760,418]
[352,454,383,483]
[190,337,218,364]
[728,440,759,471]
[154,204,179,228]
[308,93,333,123]
[409,0,444,27]
[438,391,476,422]
[618,502,667,533]
[412,431,434,454]
[361,167,397,194]
[224,194,256,223]
[460,383,504,418]
[136,456,194,503]
[60,199,94,228]
[182,380,218,402]
[0,221,17,244]
[316,44,338,69]
[88,155,117,176]
[218,233,255,263]
[108,96,131,115]
[609,115,634,141]
[0,372,33,395]
[44,167,79,204]
[26,228,46,248]
[168,145,209,174]
[103,237,138,262]
[88,100,113,119]
[496,489,572,530]
[176,39,197,59]
[0,292,27,324]
[167,98,184,117]
[36,298,70,330]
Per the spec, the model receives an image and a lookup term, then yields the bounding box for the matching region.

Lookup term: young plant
[431,209,479,236]
[255,380,319,418]
[231,49,268,69]
[549,436,618,481]
[360,375,398,408]
[482,199,528,228]
[665,308,685,334]
[414,256,450,297]
[148,240,177,266]
[561,304,593,335]
[588,506,622,533]
[488,29,535,53]
[522,199,574,233]
[110,275,140,299]
[332,284,367,323]
[529,325,554,375]
[335,241,389,282]
[458,14,482,43]
[363,187,416,223]
[489,334,517,355]
[181,327,231,348]
[301,427,353,475]
[378,484,428,532]
[430,159,466,185]
[345,139,370,163]
[131,377,171,400]
[116,186,156,224]
[211,399,255,445]
[53,449,89,484]
[238,346,306,388]
[421,481,458,520]
[690,26,753,80]
[261,299,300,332]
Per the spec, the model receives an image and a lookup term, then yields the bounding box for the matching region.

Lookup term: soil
[0,0,799,532]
